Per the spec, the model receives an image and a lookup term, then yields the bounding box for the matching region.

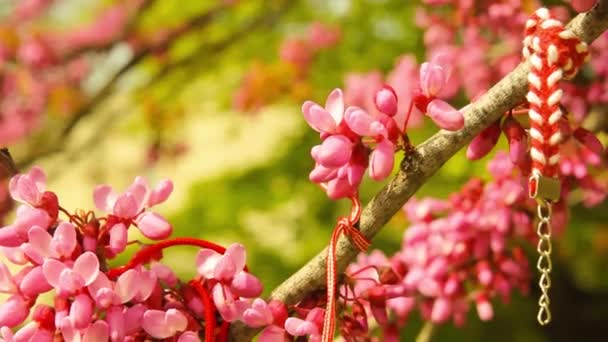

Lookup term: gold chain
[536,201,552,325]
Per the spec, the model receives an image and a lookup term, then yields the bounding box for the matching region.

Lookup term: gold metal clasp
[529,174,561,202]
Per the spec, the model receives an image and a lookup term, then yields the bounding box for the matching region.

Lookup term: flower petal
[73,252,100,286]
[325,88,345,123]
[426,99,465,131]
[148,179,174,207]
[113,193,139,218]
[231,271,263,298]
[83,320,110,342]
[19,265,52,297]
[420,62,446,97]
[93,185,116,212]
[42,259,67,288]
[259,325,287,342]
[70,294,93,329]
[115,269,137,303]
[142,310,170,339]
[0,295,29,328]
[108,223,128,255]
[52,222,77,257]
[284,318,318,337]
[315,135,353,168]
[224,243,247,274]
[196,249,222,279]
[344,106,375,136]
[23,226,53,264]
[302,102,336,133]
[369,140,395,181]
[135,212,172,240]
[165,309,188,335]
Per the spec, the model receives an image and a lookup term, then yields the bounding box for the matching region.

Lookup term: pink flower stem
[402,100,415,132]
[58,206,84,226]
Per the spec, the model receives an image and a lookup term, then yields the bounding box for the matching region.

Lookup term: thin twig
[228,2,608,340]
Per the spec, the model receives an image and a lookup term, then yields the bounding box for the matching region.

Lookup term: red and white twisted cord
[523,8,589,179]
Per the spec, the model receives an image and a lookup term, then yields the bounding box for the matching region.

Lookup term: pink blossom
[196,243,262,321]
[212,284,250,322]
[502,116,527,167]
[0,295,29,328]
[467,122,501,160]
[301,88,346,134]
[475,295,494,321]
[312,135,353,168]
[9,166,46,206]
[60,318,109,342]
[22,222,76,264]
[414,55,464,131]
[284,308,324,341]
[196,243,262,297]
[375,86,398,117]
[369,140,395,180]
[142,309,188,339]
[0,205,51,247]
[93,176,173,240]
[19,265,52,297]
[426,99,465,131]
[42,251,100,294]
[242,298,274,327]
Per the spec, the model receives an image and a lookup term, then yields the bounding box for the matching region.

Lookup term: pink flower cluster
[339,153,564,337]
[303,56,464,199]
[0,167,192,340]
[0,166,365,342]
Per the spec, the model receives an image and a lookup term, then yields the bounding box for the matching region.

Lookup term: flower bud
[467,121,501,160]
[375,85,398,116]
[502,116,527,166]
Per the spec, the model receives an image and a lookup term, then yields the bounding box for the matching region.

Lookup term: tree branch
[228,2,608,340]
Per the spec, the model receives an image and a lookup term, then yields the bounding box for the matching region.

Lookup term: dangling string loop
[523,7,589,326]
[322,194,370,342]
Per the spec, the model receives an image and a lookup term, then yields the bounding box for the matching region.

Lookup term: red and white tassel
[523,7,589,180]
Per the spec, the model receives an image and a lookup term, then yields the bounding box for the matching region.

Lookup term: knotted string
[322,194,370,342]
[523,7,589,180]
